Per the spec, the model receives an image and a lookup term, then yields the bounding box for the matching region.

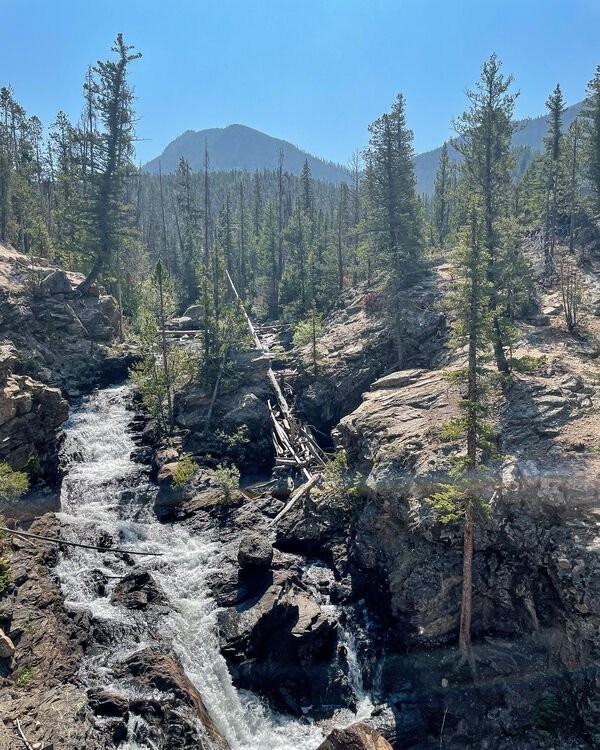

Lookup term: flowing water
[55,386,373,750]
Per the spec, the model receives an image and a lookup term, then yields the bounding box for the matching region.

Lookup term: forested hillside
[1,40,600,407]
[414,100,583,195]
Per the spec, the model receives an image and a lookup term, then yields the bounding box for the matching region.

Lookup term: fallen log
[1,527,163,556]
[266,474,321,528]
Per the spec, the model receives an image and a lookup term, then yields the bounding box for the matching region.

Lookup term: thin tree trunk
[459,508,474,662]
[492,315,510,373]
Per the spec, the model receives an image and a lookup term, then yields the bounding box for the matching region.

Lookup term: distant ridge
[414,101,583,196]
[143,123,351,184]
[145,102,584,193]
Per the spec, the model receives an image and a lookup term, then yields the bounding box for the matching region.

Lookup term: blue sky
[2,0,599,167]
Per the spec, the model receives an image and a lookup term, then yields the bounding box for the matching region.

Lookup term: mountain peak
[143,125,349,183]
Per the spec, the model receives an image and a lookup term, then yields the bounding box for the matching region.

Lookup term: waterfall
[55,386,371,750]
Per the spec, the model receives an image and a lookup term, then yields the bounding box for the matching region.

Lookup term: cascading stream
[55,386,368,750]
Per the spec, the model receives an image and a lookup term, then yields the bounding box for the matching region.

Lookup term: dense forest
[1,37,600,400]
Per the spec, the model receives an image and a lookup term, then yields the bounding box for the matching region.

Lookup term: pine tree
[130,261,193,435]
[173,157,201,307]
[362,93,423,366]
[428,200,493,667]
[78,34,141,294]
[454,53,520,373]
[432,142,456,249]
[362,93,422,283]
[582,65,600,214]
[335,182,350,291]
[564,119,584,254]
[543,83,566,274]
[258,198,279,319]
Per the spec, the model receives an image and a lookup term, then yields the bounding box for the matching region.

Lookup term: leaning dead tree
[225,271,327,522]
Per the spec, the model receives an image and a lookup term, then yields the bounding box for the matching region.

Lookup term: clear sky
[2,0,599,167]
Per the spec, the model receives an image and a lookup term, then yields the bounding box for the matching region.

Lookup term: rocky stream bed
[1,243,600,749]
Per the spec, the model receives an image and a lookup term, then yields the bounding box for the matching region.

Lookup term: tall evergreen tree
[432,142,456,249]
[362,93,423,365]
[582,65,600,214]
[454,53,520,373]
[564,119,584,254]
[173,157,201,307]
[362,93,422,283]
[78,34,141,294]
[429,201,493,668]
[543,83,565,272]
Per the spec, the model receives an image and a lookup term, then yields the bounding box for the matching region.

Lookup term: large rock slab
[316,722,393,750]
[0,366,69,486]
[40,269,73,295]
[237,532,273,570]
[117,648,229,749]
[216,569,342,715]
[333,365,600,661]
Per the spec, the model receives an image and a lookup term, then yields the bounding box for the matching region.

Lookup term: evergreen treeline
[2,38,600,371]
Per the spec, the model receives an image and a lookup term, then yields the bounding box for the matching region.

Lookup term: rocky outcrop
[216,568,346,716]
[317,722,394,750]
[0,344,69,485]
[0,514,230,749]
[0,245,133,400]
[237,532,273,570]
[110,569,167,610]
[116,649,229,749]
[175,349,275,469]
[0,626,15,657]
[293,276,445,435]
[154,463,244,520]
[0,245,135,493]
[313,362,600,747]
[0,515,112,748]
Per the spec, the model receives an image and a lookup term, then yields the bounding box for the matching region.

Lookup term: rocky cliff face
[0,246,131,399]
[0,515,228,749]
[0,244,132,487]
[262,262,600,748]
[327,355,600,745]
[292,276,445,437]
[0,344,69,484]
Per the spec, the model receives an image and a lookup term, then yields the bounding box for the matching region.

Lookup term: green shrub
[0,557,11,594]
[15,666,33,688]
[215,425,250,461]
[214,463,240,502]
[0,463,29,503]
[509,354,547,374]
[322,449,363,503]
[172,454,199,487]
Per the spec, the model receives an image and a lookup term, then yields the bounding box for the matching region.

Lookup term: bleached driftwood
[266,474,320,529]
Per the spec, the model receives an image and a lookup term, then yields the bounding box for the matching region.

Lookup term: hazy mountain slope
[145,102,583,192]
[143,123,350,183]
[414,101,583,196]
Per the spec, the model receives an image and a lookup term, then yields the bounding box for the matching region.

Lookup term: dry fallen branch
[267,474,321,529]
[1,527,162,556]
[13,718,42,750]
